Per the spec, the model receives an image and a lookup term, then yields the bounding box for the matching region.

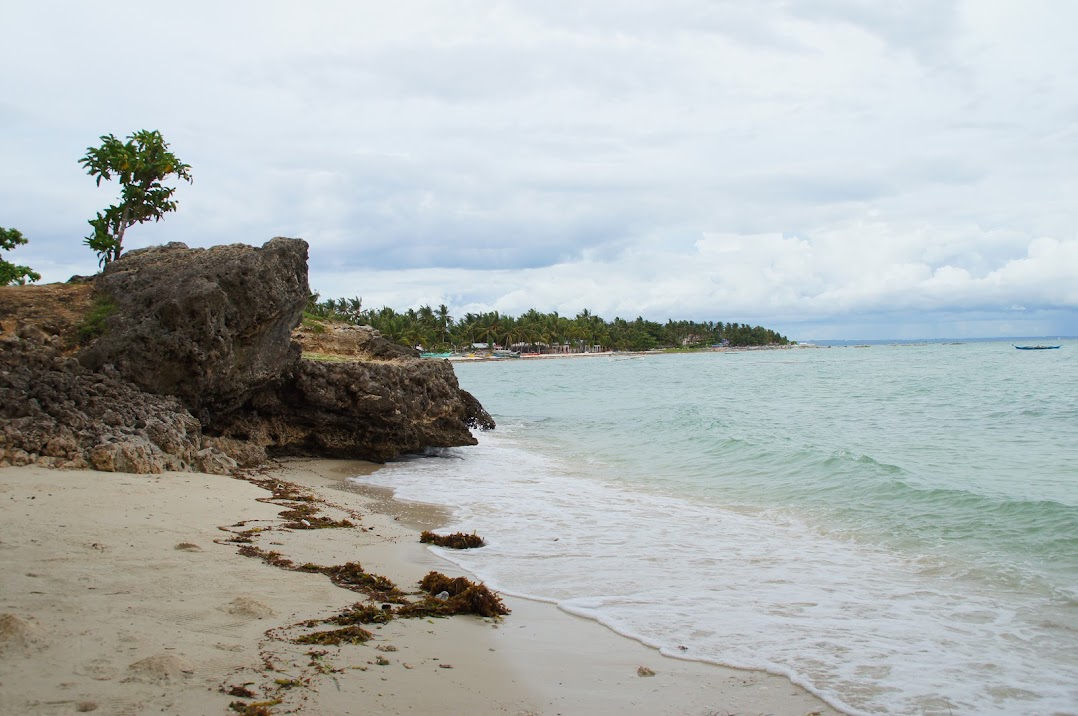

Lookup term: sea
[352,340,1078,715]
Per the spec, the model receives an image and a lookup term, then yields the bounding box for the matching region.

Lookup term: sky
[2,1,1076,341]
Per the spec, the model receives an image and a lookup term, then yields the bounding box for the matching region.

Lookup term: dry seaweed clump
[237,475,355,529]
[294,625,373,646]
[237,545,296,570]
[329,603,394,626]
[229,699,280,715]
[321,563,406,602]
[395,571,510,619]
[233,546,405,602]
[420,530,485,549]
[277,501,354,530]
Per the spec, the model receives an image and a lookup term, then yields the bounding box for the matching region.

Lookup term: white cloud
[1,0,1076,338]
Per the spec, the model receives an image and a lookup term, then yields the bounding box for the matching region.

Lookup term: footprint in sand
[75,658,118,681]
[223,596,275,619]
[0,613,45,655]
[124,653,194,683]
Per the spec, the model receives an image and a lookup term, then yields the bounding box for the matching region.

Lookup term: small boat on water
[1014,345,1061,350]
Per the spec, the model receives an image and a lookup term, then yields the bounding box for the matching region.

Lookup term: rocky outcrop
[459,388,496,431]
[0,327,235,474]
[294,322,419,361]
[0,238,491,473]
[213,320,494,463]
[215,356,478,462]
[78,239,308,424]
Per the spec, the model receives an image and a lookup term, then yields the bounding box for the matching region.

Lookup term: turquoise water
[356,342,1078,715]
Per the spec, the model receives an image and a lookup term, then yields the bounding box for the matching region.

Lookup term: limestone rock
[215,355,480,462]
[0,332,227,474]
[79,238,308,423]
[460,389,496,431]
[1,236,492,473]
[294,321,418,360]
[208,271,493,461]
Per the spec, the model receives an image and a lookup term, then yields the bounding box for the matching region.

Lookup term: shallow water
[354,342,1078,715]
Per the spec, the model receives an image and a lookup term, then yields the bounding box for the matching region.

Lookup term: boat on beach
[1013,344,1061,350]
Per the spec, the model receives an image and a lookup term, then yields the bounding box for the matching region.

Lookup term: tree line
[306,295,790,352]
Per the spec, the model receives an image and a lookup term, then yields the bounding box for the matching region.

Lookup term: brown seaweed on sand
[419,530,485,549]
[394,571,510,619]
[229,699,280,715]
[294,625,373,646]
[320,562,406,602]
[234,474,355,529]
[328,603,394,626]
[233,547,405,602]
[237,545,296,570]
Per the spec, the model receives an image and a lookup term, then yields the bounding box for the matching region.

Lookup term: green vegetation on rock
[77,295,117,343]
[79,130,192,267]
[0,226,40,286]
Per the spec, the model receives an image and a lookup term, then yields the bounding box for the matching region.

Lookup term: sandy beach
[0,460,838,715]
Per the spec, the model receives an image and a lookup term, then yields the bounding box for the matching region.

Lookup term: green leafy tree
[0,226,41,285]
[79,130,192,266]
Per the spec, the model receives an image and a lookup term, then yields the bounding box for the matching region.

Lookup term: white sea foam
[357,430,1077,715]
[354,343,1078,715]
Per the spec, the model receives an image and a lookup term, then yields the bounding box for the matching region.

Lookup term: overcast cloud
[2,0,1076,339]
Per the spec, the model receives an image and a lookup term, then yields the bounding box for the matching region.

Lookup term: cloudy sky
[2,1,1076,340]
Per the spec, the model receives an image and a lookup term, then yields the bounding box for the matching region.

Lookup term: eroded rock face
[0,330,235,474]
[79,239,308,423]
[1,237,491,473]
[293,322,419,361]
[460,389,496,431]
[216,323,493,462]
[215,357,476,462]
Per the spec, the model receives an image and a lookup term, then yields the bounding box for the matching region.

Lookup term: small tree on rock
[0,226,41,285]
[79,130,192,266]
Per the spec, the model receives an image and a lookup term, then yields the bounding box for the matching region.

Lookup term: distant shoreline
[444,344,812,362]
[439,337,1076,361]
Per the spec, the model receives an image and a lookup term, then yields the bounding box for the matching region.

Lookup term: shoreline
[1,460,838,715]
[446,344,815,363]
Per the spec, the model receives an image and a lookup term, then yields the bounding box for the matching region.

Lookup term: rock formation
[0,238,492,473]
[0,328,229,473]
[79,239,308,424]
[215,343,486,462]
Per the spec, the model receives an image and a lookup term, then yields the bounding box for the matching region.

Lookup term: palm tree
[477,312,502,348]
[346,296,363,323]
[575,309,596,352]
[518,309,544,352]
[436,303,453,347]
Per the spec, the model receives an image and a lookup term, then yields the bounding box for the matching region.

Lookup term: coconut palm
[436,304,453,347]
